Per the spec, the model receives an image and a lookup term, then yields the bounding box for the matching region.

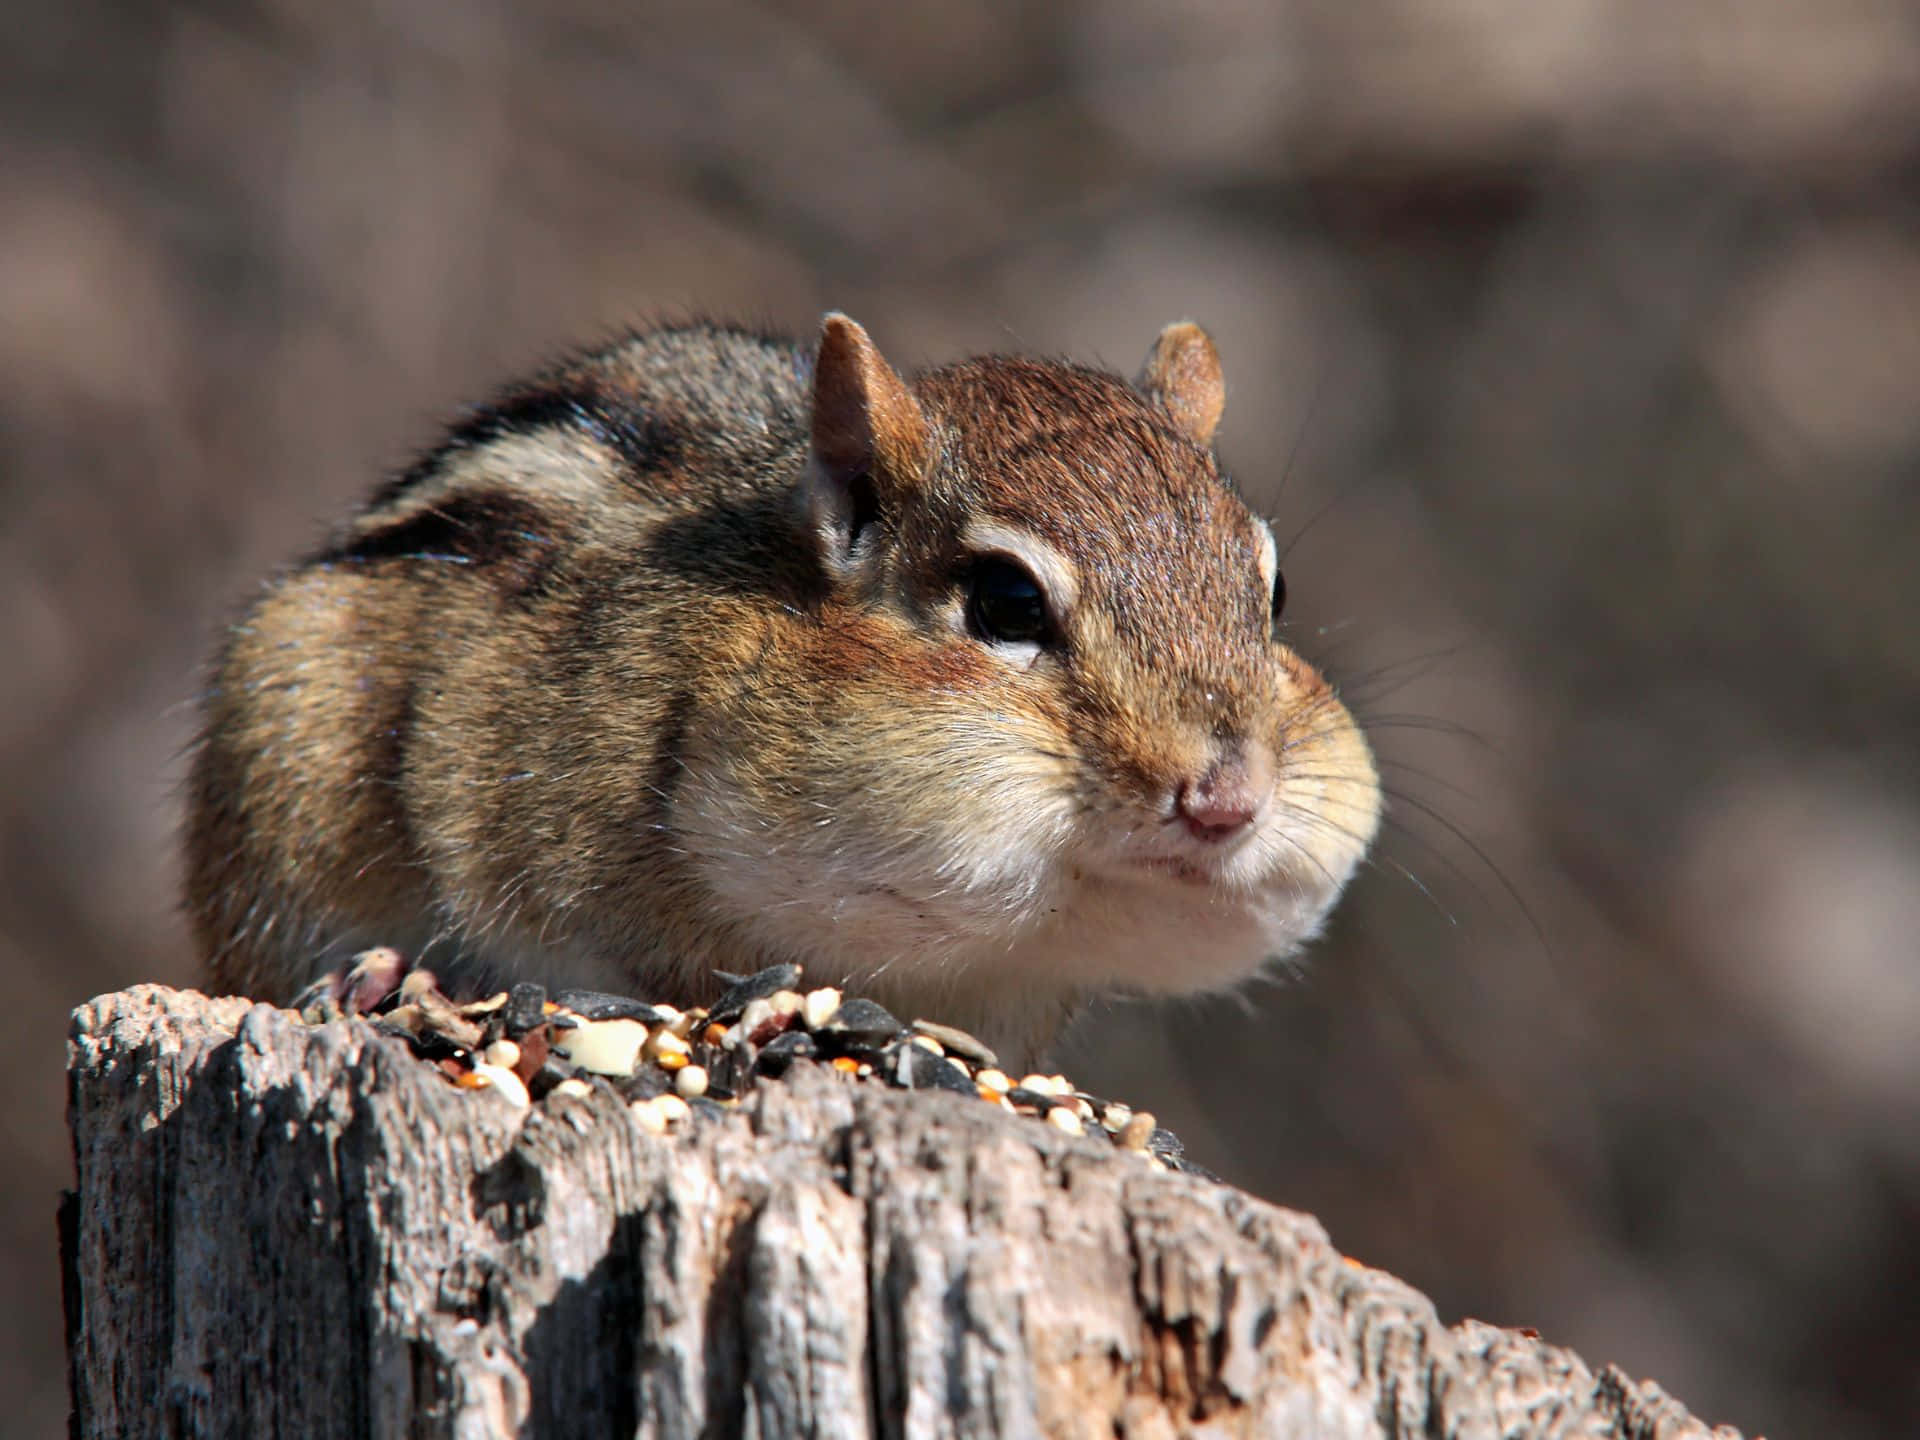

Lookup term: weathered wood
[65,987,1740,1439]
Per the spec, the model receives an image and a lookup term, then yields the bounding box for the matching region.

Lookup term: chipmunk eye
[1269,569,1287,632]
[968,557,1050,646]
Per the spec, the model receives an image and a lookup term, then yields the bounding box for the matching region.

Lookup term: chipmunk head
[679,314,1379,1023]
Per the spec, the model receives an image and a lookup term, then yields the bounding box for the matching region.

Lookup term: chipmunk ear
[806,312,933,545]
[1137,321,1225,448]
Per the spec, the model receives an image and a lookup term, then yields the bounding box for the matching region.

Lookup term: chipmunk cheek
[795,607,1000,695]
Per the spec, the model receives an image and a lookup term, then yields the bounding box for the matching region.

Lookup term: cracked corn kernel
[469,1063,530,1108]
[646,1029,692,1062]
[1119,1111,1157,1151]
[1046,1106,1084,1136]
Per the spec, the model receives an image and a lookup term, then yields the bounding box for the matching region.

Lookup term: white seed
[738,997,776,1036]
[655,1093,691,1125]
[912,1034,944,1055]
[976,1068,1011,1094]
[469,1063,530,1108]
[555,1017,648,1077]
[1046,1106,1084,1136]
[551,1078,594,1101]
[802,987,843,1030]
[1101,1103,1132,1133]
[652,1003,683,1029]
[769,989,804,1018]
[481,1039,521,1071]
[1073,1098,1094,1121]
[1018,1073,1058,1096]
[674,1064,709,1099]
[630,1097,668,1135]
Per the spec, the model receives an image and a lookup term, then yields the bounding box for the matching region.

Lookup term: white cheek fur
[971,830,1360,1001]
[672,712,1076,982]
[674,740,1368,1009]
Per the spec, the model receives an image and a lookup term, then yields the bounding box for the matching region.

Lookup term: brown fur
[186,316,1380,1062]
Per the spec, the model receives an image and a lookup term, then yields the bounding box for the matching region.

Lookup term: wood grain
[65,987,1740,1439]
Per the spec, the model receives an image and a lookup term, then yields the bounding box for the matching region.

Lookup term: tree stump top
[65,986,1741,1439]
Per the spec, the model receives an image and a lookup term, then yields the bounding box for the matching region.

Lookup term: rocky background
[6,3,1918,1436]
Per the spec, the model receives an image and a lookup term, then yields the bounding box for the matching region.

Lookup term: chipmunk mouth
[1128,855,1216,887]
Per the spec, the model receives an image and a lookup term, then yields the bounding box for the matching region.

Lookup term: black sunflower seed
[709,964,804,1024]
[550,989,666,1024]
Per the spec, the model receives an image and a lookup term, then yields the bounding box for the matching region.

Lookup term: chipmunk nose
[1175,745,1270,842]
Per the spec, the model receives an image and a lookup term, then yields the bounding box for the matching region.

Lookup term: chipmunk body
[187,316,1379,1061]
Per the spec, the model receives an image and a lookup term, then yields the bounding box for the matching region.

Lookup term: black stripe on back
[369,379,685,511]
[318,490,564,602]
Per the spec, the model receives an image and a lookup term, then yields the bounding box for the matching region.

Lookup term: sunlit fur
[186,320,1380,1064]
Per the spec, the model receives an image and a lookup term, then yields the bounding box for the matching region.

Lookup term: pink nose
[1177,771,1260,842]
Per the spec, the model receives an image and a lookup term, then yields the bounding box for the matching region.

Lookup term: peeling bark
[65,987,1741,1439]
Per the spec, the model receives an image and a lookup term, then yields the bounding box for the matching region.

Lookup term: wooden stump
[64,986,1739,1438]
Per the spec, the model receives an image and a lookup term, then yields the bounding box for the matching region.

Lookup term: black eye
[968,557,1050,645]
[1269,569,1287,631]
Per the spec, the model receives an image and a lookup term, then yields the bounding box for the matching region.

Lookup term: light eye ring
[1252,517,1284,637]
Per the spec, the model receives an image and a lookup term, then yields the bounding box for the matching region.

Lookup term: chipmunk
[185,315,1380,1064]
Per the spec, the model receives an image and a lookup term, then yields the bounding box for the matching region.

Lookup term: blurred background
[6,2,1918,1434]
